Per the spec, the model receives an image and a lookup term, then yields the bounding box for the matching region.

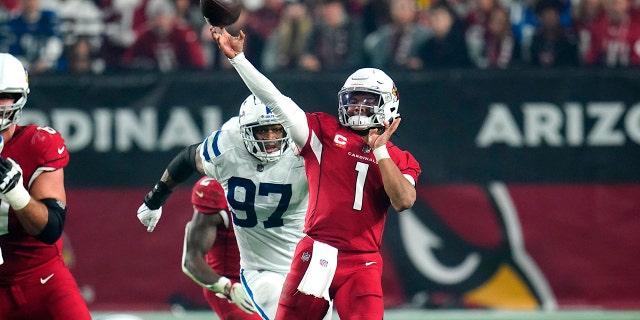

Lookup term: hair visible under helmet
[0,53,29,132]
[337,68,400,131]
[238,95,291,162]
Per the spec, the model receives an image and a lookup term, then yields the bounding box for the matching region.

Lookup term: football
[200,0,242,27]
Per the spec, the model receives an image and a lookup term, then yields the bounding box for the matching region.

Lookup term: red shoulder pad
[191,177,228,214]
[29,126,69,169]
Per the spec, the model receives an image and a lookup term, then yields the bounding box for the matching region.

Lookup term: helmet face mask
[338,68,399,131]
[0,54,29,132]
[238,95,290,163]
[338,89,382,130]
[0,101,23,130]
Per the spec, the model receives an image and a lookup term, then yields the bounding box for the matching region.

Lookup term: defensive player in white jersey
[136,96,310,320]
[212,28,421,320]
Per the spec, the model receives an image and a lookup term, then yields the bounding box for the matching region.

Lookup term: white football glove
[229,282,255,314]
[137,203,162,232]
[209,276,255,314]
[0,157,30,210]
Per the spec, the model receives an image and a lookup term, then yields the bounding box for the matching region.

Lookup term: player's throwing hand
[210,27,245,59]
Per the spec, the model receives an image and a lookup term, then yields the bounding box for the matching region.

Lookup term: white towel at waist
[297,240,338,301]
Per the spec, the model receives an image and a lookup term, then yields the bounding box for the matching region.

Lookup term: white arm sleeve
[230,53,309,149]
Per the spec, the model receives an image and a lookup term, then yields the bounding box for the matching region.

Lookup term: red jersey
[0,125,70,286]
[300,113,421,253]
[191,177,240,279]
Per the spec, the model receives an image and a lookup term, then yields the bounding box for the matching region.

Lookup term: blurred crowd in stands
[0,0,639,74]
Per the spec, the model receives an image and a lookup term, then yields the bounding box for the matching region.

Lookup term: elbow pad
[35,198,66,245]
[167,143,199,183]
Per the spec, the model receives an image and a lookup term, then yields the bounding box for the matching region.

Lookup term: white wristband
[4,183,30,210]
[373,145,390,161]
[206,276,231,295]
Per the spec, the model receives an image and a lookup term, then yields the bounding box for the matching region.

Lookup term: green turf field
[91,309,640,320]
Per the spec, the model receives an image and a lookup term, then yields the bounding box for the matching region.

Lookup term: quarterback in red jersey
[212,27,421,319]
[0,53,91,319]
[182,176,260,319]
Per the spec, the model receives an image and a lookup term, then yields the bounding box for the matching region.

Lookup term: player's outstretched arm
[137,144,204,232]
[211,27,309,149]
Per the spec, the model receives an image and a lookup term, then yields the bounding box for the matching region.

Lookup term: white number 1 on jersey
[353,162,369,210]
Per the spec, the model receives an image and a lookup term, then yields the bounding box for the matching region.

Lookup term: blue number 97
[226,176,291,229]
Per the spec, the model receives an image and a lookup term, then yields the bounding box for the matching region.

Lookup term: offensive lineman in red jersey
[0,53,91,319]
[182,176,261,320]
[212,28,421,319]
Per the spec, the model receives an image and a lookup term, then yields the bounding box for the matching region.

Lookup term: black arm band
[144,181,172,210]
[167,143,199,184]
[144,144,198,210]
[36,198,66,245]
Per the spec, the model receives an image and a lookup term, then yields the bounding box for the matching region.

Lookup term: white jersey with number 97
[199,128,307,274]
